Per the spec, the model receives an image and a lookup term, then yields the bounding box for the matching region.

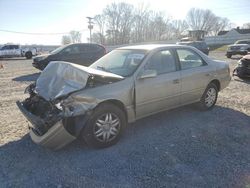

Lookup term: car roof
[117,44,185,51]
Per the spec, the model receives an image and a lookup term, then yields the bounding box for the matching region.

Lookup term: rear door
[80,44,105,66]
[135,49,181,118]
[176,48,213,105]
[79,44,95,66]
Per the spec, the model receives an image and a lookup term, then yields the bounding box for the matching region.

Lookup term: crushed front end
[233,55,250,78]
[16,61,124,150]
[16,84,77,150]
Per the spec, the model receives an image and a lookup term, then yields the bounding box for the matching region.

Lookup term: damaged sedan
[17,45,231,150]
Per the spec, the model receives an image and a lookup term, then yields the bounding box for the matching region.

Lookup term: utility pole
[86,17,94,43]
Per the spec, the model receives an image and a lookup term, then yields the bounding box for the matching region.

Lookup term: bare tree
[92,32,105,44]
[104,2,134,45]
[70,30,81,43]
[186,8,217,32]
[131,3,150,42]
[211,17,230,36]
[242,22,250,29]
[94,14,106,44]
[170,19,189,39]
[61,35,71,45]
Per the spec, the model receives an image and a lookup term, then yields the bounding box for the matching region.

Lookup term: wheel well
[210,79,220,91]
[98,100,128,121]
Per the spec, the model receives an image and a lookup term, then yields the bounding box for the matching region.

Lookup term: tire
[198,83,218,111]
[25,51,32,59]
[226,54,232,58]
[82,103,126,148]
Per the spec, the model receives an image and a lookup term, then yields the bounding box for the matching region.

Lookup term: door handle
[173,79,180,84]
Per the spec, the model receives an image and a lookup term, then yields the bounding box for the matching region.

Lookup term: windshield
[90,49,147,77]
[50,45,67,55]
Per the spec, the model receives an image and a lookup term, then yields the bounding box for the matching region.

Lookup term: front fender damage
[17,61,124,150]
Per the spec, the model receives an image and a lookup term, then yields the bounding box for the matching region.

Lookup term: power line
[0,29,88,35]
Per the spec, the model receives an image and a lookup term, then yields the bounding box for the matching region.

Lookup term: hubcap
[205,88,216,107]
[94,113,120,142]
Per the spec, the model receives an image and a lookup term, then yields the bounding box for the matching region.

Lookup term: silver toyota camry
[17,44,231,150]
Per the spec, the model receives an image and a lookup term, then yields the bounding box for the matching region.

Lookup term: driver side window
[145,50,176,75]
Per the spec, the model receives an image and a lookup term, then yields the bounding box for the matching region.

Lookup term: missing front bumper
[30,120,76,150]
[16,101,76,150]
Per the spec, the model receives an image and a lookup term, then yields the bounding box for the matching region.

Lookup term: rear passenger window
[84,45,99,53]
[176,49,205,70]
[64,45,80,54]
[145,50,176,75]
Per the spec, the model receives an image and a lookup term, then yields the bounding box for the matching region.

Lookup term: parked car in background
[233,54,250,78]
[32,43,106,70]
[177,41,209,55]
[17,44,230,150]
[0,44,37,59]
[226,39,250,58]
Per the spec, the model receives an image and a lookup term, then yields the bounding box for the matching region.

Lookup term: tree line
[91,2,231,45]
[62,2,250,45]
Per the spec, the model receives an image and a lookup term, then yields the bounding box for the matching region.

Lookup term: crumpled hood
[35,61,124,101]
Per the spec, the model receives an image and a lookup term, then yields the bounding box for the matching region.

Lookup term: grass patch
[209,44,228,52]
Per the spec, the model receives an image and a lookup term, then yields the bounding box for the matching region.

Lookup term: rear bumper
[16,101,76,150]
[226,50,248,55]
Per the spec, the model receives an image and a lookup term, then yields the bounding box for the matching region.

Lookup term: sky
[0,0,250,45]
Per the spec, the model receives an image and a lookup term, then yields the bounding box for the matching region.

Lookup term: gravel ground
[0,52,250,188]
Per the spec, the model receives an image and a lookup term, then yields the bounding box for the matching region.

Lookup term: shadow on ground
[1,105,250,187]
[0,57,27,61]
[13,73,40,82]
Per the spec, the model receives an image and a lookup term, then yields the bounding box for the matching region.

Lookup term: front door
[135,49,181,119]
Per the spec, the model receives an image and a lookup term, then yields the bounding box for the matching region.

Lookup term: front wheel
[82,103,126,148]
[198,83,218,110]
[226,54,232,58]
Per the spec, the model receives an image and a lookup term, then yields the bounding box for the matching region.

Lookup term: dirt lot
[0,52,250,188]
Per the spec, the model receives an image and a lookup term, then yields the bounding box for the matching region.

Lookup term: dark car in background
[233,54,250,78]
[177,41,209,55]
[226,39,250,58]
[32,43,106,70]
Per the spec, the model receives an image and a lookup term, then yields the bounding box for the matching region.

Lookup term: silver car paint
[25,45,231,149]
[62,45,230,122]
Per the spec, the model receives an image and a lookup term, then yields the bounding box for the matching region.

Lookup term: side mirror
[138,69,157,79]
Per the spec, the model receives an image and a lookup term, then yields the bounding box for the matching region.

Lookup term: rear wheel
[198,83,218,110]
[226,53,232,58]
[82,103,126,148]
[25,51,32,59]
